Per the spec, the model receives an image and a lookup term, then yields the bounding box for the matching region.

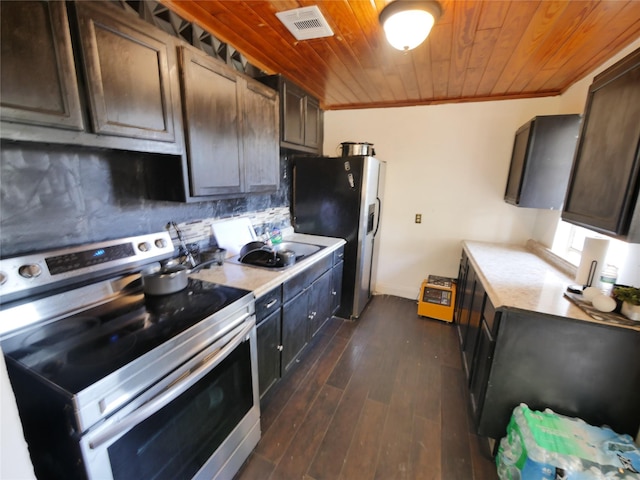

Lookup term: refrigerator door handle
[373,196,382,237]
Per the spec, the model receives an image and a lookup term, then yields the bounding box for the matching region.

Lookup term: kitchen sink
[272,241,323,258]
[226,241,325,271]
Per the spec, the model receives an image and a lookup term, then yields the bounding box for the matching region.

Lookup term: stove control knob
[138,242,151,252]
[19,264,42,279]
[0,272,6,285]
[155,238,168,249]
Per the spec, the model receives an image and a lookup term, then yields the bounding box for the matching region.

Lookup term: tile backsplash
[0,141,291,257]
[171,208,292,250]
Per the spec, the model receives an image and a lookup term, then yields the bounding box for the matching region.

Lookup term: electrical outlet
[415,213,422,224]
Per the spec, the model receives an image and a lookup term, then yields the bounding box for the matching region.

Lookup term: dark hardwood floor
[236,295,499,480]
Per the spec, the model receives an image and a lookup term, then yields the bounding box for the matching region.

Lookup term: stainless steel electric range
[0,232,260,480]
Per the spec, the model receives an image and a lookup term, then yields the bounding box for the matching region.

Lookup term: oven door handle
[87,318,254,450]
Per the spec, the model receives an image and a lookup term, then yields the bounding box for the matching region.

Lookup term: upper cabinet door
[179,47,243,197]
[504,115,580,209]
[75,2,176,143]
[562,48,640,240]
[257,75,323,154]
[0,1,83,130]
[282,82,305,146]
[243,81,279,193]
[304,96,322,150]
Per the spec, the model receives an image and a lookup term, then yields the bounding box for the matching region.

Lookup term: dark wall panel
[0,142,290,257]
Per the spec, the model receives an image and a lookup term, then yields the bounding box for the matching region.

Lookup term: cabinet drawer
[332,246,345,265]
[256,285,282,324]
[283,272,307,303]
[283,255,333,302]
[308,254,333,280]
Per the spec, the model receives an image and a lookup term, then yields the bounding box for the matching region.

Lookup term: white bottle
[599,264,618,296]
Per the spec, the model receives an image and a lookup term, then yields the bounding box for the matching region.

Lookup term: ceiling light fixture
[379,0,442,51]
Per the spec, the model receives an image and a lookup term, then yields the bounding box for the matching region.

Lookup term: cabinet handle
[331,290,337,296]
[308,313,314,320]
[277,345,283,351]
[265,299,278,309]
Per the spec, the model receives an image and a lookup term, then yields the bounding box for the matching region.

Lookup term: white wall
[325,98,563,298]
[325,38,640,300]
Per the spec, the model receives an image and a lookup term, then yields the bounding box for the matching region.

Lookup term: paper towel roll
[575,237,610,286]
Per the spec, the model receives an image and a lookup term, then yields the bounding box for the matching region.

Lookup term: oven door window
[107,340,253,480]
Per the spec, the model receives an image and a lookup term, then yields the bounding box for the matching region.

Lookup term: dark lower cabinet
[256,308,281,397]
[456,252,495,416]
[455,247,640,441]
[454,251,469,324]
[255,286,283,398]
[282,288,311,373]
[256,248,344,397]
[456,260,476,351]
[281,257,333,371]
[331,260,344,315]
[308,269,332,338]
[469,319,495,419]
[462,278,485,381]
[480,310,640,440]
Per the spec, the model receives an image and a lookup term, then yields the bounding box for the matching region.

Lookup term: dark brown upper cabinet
[1,1,183,155]
[303,95,322,151]
[74,2,178,145]
[243,81,280,193]
[0,1,83,131]
[282,81,305,146]
[260,75,323,154]
[504,115,581,209]
[178,46,279,198]
[180,47,243,197]
[562,48,640,242]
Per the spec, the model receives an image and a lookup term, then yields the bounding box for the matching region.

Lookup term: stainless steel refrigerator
[292,155,384,320]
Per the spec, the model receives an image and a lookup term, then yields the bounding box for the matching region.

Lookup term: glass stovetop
[1,279,251,394]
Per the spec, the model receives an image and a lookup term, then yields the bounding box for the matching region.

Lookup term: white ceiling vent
[276,6,334,41]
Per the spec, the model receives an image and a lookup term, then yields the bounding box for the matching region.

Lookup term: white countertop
[463,241,640,331]
[191,233,346,298]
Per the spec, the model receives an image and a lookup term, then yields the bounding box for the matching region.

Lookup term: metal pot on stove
[141,258,220,295]
[141,263,189,296]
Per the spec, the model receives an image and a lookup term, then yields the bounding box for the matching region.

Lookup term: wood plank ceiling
[161,0,640,110]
